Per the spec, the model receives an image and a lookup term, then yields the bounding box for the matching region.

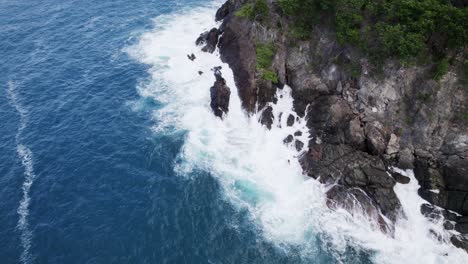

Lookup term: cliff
[204,0,468,249]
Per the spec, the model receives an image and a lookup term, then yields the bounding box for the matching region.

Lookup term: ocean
[1,0,466,263]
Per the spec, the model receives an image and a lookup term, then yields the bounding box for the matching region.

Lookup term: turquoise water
[3,0,464,263]
[0,0,343,262]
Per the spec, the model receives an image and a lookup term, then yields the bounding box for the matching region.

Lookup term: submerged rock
[283,135,293,144]
[187,53,196,61]
[210,68,230,118]
[294,140,304,151]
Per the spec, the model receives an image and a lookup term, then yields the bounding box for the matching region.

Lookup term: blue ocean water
[4,0,458,263]
[1,0,336,263]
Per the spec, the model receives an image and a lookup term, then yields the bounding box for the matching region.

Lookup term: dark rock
[306,96,354,144]
[391,171,411,184]
[414,158,448,207]
[300,143,401,221]
[346,117,366,150]
[446,157,468,188]
[294,130,302,136]
[446,190,468,213]
[260,106,274,129]
[197,28,219,53]
[326,185,393,234]
[198,71,204,75]
[215,0,232,21]
[397,148,415,169]
[187,53,196,61]
[362,165,396,188]
[195,31,208,46]
[287,114,295,127]
[213,0,468,248]
[366,124,387,155]
[219,16,257,112]
[283,135,293,144]
[210,69,230,118]
[295,140,304,151]
[451,236,468,252]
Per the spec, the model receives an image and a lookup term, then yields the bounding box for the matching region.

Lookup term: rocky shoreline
[200,0,468,250]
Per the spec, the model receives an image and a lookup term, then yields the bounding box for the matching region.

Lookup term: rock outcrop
[196,28,220,53]
[210,67,231,118]
[208,0,468,249]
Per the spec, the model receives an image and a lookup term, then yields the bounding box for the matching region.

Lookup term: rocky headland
[199,0,468,250]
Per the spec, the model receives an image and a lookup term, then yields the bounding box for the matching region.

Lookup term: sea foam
[7,81,36,264]
[127,1,468,262]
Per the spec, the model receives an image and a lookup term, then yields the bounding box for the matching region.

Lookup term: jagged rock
[300,143,401,221]
[415,158,447,207]
[215,0,232,21]
[451,236,468,252]
[294,130,302,136]
[397,148,415,169]
[210,68,230,118]
[386,134,400,155]
[218,14,256,112]
[187,53,196,61]
[260,106,274,129]
[287,114,295,127]
[326,185,393,234]
[366,124,387,155]
[198,71,203,75]
[283,135,293,144]
[346,117,366,149]
[213,0,468,250]
[196,28,219,53]
[295,140,304,151]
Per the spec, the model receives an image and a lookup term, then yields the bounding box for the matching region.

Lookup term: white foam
[7,81,36,264]
[128,2,468,262]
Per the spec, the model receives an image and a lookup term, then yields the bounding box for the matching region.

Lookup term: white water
[128,2,468,263]
[7,81,36,264]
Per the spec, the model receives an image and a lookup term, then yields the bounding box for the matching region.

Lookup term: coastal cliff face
[206,0,468,249]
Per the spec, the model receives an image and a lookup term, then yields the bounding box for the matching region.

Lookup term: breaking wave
[127,2,468,263]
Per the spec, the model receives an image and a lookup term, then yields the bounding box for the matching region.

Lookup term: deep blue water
[0,1,370,263]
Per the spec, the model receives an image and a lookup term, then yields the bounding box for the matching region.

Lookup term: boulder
[386,134,400,155]
[283,135,293,144]
[397,148,415,169]
[391,171,411,184]
[295,140,304,151]
[210,68,231,118]
[287,114,295,127]
[366,124,387,155]
[260,106,274,129]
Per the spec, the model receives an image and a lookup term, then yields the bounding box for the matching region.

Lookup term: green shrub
[255,42,278,82]
[277,0,467,66]
[235,0,269,22]
[434,58,449,81]
[235,3,254,19]
[262,70,279,83]
[256,42,276,69]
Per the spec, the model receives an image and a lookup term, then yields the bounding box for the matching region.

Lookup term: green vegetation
[262,70,279,83]
[256,42,278,83]
[433,58,449,80]
[278,0,467,66]
[235,0,269,22]
[256,42,276,69]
